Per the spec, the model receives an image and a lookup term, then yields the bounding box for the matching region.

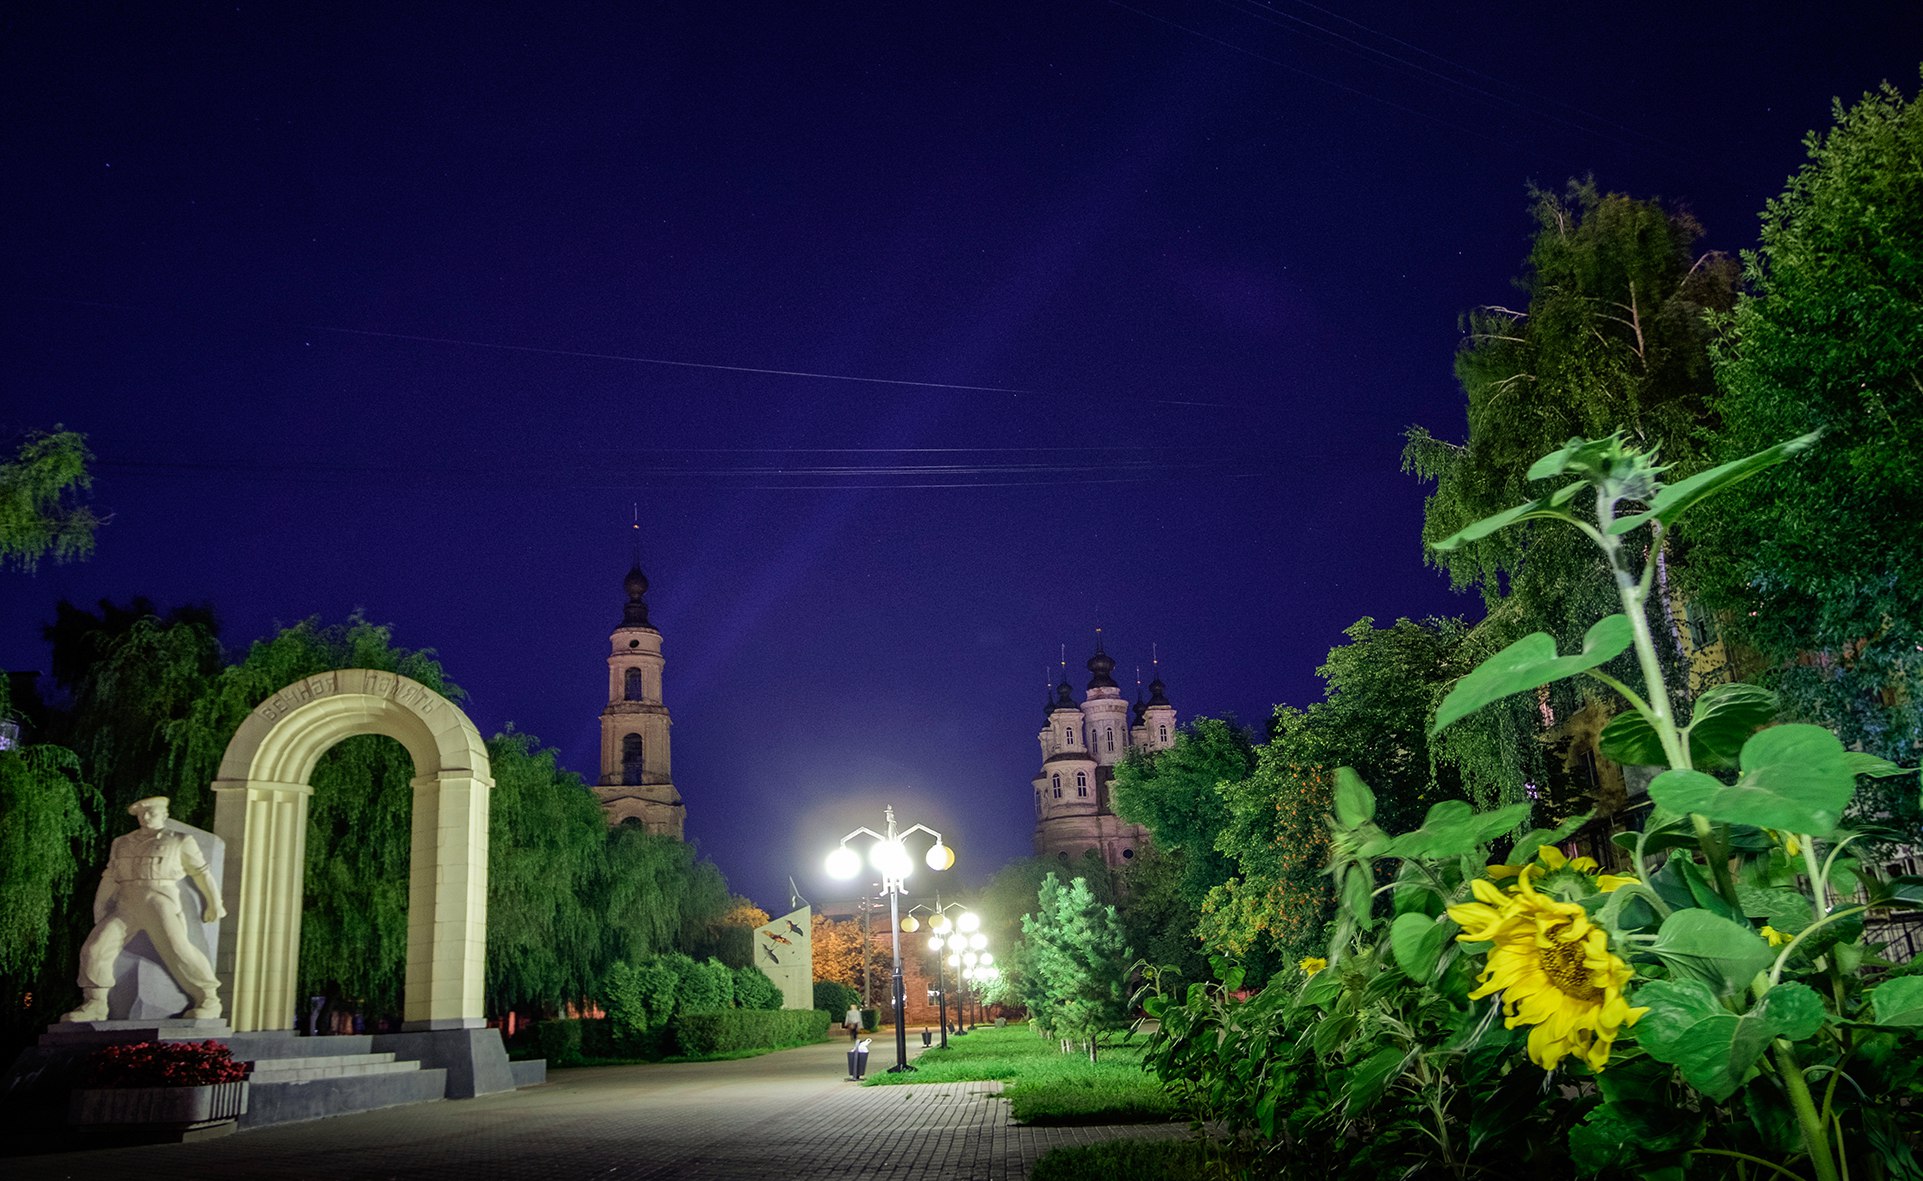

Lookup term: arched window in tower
[1051,773,1062,799]
[624,667,643,701]
[1063,727,1073,746]
[1034,791,1042,815]
[1158,723,1168,742]
[622,733,644,785]
[1105,726,1114,752]
[1075,770,1088,797]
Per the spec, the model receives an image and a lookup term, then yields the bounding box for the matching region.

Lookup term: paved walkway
[8,1037,1185,1180]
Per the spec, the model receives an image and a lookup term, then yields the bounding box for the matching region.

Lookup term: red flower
[83,1040,251,1087]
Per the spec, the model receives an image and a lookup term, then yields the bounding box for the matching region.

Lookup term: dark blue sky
[4,3,1917,911]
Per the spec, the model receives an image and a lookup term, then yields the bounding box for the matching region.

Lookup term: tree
[1693,73,1923,767]
[165,616,464,1019]
[0,427,100,572]
[484,728,607,1016]
[1020,873,1133,1060]
[1114,844,1208,984]
[1110,717,1253,910]
[1404,181,1736,814]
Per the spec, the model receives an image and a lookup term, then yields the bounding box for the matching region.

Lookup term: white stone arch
[210,669,493,1033]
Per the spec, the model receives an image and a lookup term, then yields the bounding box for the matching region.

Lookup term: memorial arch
[210,669,493,1033]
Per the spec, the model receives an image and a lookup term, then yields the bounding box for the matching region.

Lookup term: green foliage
[812,979,858,1014]
[1110,717,1252,907]
[670,1008,828,1056]
[600,959,679,1044]
[1144,431,1922,1181]
[532,1018,584,1066]
[860,1023,1174,1123]
[1114,845,1208,985]
[1020,874,1134,1057]
[1693,71,1923,771]
[0,427,100,572]
[731,964,781,1010]
[484,728,606,1017]
[0,743,100,977]
[669,954,734,1013]
[1028,1139,1217,1181]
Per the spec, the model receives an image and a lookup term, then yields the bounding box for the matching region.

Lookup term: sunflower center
[1539,936,1603,1003]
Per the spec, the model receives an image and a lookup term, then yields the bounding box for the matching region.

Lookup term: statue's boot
[62,988,109,1022]
[184,996,222,1020]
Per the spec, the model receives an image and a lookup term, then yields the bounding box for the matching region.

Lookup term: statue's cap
[127,796,170,814]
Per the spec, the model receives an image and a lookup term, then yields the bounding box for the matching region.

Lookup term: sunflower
[1299,956,1328,977]
[1487,844,1639,899]
[1446,875,1645,1072]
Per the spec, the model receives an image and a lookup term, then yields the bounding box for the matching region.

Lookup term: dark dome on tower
[1086,648,1118,690]
[621,564,651,627]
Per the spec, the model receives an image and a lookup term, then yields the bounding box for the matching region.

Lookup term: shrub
[672,1008,830,1056]
[813,980,857,1014]
[82,1040,249,1088]
[673,955,733,1013]
[532,1019,583,1066]
[732,965,782,1010]
[601,959,678,1041]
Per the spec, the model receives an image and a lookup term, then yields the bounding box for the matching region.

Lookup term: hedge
[533,1018,583,1065]
[673,1008,832,1056]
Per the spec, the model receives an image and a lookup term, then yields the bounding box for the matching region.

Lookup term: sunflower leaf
[1635,979,1827,1102]
[1384,800,1533,860]
[1343,1045,1407,1115]
[1333,767,1376,828]
[1868,977,1923,1027]
[1599,708,1667,768]
[1611,431,1822,535]
[1389,913,1452,982]
[1431,616,1634,736]
[1646,909,1774,997]
[1680,683,1778,768]
[1647,724,1855,838]
[1430,483,1584,553]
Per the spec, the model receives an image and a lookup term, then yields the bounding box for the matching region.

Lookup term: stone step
[244,1051,400,1073]
[240,1067,448,1128]
[247,1056,421,1085]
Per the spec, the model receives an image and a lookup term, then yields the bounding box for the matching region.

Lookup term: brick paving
[8,1037,1185,1180]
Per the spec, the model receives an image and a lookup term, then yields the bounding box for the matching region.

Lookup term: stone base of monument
[68,1079,249,1142]
[5,1024,537,1136]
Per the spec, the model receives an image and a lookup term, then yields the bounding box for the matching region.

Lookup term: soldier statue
[62,796,226,1022]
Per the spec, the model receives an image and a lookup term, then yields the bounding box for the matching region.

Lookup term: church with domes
[1031,640,1177,868]
[591,560,686,837]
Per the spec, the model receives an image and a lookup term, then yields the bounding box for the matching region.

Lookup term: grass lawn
[861,1023,1178,1125]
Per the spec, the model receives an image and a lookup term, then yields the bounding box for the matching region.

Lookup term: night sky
[4,4,1917,912]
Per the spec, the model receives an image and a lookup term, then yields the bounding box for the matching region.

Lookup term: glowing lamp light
[956,911,980,934]
[979,952,994,966]
[899,915,920,933]
[927,935,944,952]
[925,841,955,872]
[947,954,961,968]
[825,845,861,879]
[871,839,912,879]
[968,932,988,951]
[963,951,979,967]
[930,913,952,934]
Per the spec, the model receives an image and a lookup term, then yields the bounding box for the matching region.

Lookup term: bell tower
[594,557,685,836]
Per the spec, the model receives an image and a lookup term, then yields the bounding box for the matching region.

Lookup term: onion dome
[1053,679,1078,711]
[1086,647,1119,690]
[621,564,651,627]
[1147,675,1170,707]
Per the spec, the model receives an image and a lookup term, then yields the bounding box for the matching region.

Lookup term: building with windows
[1031,641,1176,867]
[593,562,686,836]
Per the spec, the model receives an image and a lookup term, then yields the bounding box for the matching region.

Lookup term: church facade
[1031,642,1176,868]
[592,562,686,837]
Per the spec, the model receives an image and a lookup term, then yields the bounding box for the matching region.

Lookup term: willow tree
[1404,180,1737,808]
[167,617,461,1021]
[0,426,100,572]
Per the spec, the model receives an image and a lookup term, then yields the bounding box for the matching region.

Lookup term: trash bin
[921,1028,932,1046]
[847,1038,871,1080]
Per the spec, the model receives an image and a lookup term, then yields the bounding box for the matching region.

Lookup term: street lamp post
[902,899,977,1049]
[826,805,953,1074]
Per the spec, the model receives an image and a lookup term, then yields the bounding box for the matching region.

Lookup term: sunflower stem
[1774,1040,1842,1181]
[1687,1148,1812,1181]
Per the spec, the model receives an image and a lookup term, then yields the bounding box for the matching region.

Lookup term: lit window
[622,733,644,785]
